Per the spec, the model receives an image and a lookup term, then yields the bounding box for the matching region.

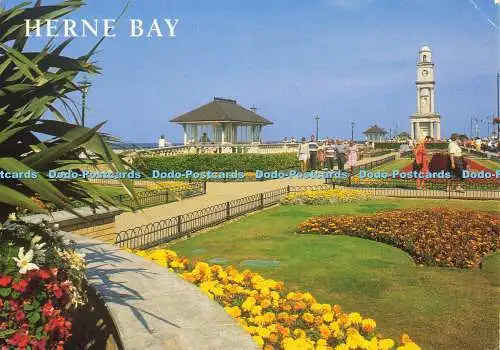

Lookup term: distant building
[169,97,273,145]
[395,132,411,142]
[363,125,388,142]
[409,46,441,140]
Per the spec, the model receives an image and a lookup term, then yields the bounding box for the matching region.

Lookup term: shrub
[0,216,87,349]
[297,208,499,268]
[281,189,372,205]
[136,153,299,173]
[130,249,420,350]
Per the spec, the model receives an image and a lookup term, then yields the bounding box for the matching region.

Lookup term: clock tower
[409,46,441,140]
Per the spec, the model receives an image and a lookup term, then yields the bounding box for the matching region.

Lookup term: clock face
[422,70,429,76]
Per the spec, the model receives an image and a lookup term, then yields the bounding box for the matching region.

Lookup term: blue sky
[7,0,500,142]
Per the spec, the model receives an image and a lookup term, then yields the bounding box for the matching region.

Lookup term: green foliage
[137,153,300,173]
[0,1,137,220]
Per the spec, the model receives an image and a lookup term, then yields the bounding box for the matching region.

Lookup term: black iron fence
[114,184,332,249]
[348,155,396,175]
[327,176,499,200]
[112,182,206,209]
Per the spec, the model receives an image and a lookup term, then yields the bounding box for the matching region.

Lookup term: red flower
[0,299,3,309]
[9,300,19,311]
[46,283,63,298]
[15,310,26,322]
[7,330,30,349]
[0,275,12,287]
[31,337,47,350]
[49,268,58,277]
[42,301,55,318]
[38,269,52,281]
[12,279,29,293]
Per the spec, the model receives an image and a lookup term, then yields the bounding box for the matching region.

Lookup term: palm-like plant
[0,1,136,221]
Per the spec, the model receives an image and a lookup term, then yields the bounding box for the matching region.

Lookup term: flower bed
[130,249,420,350]
[281,189,372,205]
[0,216,87,349]
[297,208,499,268]
[145,181,194,191]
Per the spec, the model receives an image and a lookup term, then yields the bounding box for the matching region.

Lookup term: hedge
[136,153,300,173]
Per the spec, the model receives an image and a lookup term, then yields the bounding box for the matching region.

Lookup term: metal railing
[115,184,332,249]
[113,182,206,209]
[328,176,499,200]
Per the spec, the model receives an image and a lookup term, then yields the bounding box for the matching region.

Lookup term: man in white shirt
[158,135,166,148]
[448,135,465,192]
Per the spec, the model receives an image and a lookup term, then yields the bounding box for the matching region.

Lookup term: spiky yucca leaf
[0,1,137,220]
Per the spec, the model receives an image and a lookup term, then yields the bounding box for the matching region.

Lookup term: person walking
[346,142,358,169]
[158,135,166,148]
[297,137,310,172]
[413,137,429,190]
[317,141,326,170]
[308,135,318,170]
[448,135,466,192]
[336,140,347,171]
[325,139,336,170]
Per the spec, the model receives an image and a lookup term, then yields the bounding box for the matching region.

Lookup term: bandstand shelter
[170,97,273,145]
[363,125,388,142]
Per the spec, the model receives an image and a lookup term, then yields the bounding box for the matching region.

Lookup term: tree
[0,1,136,221]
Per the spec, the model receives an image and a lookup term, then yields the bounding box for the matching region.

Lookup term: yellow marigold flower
[323,312,334,323]
[260,299,272,309]
[348,312,362,324]
[379,338,395,350]
[311,302,323,315]
[319,324,331,339]
[260,286,270,296]
[257,326,271,338]
[302,312,315,324]
[268,332,279,343]
[321,304,332,314]
[334,344,349,350]
[400,333,412,344]
[224,306,241,318]
[270,291,280,300]
[242,296,256,311]
[361,318,376,333]
[252,335,264,347]
[293,328,306,339]
[263,312,275,324]
[286,292,296,300]
[251,305,262,316]
[253,315,266,326]
[232,274,244,283]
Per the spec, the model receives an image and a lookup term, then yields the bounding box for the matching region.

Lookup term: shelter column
[430,122,434,139]
[436,122,441,140]
[183,124,187,145]
[221,124,225,144]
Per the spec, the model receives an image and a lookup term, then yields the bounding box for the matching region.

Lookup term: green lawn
[167,199,499,350]
[369,158,413,173]
[93,185,146,197]
[470,158,500,171]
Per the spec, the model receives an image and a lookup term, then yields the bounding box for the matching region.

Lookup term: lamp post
[497,72,499,139]
[351,121,355,141]
[314,116,320,139]
[78,76,91,127]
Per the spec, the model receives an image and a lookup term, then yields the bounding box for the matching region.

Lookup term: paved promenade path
[115,152,398,234]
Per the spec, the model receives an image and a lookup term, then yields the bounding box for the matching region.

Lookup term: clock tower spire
[409,46,441,140]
